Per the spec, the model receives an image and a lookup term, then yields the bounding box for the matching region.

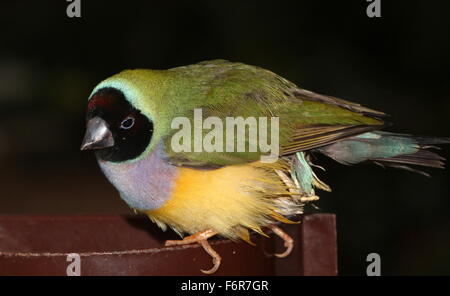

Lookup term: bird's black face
[81,87,154,162]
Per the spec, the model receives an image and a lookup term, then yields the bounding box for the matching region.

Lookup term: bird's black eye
[120,116,135,129]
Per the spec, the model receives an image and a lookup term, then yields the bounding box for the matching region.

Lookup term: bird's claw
[164,229,221,274]
[199,240,221,274]
[267,224,294,258]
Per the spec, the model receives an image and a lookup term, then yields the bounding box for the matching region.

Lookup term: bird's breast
[97,144,179,210]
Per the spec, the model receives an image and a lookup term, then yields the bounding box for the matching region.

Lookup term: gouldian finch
[81,60,449,274]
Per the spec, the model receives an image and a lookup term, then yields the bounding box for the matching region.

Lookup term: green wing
[161,60,386,167]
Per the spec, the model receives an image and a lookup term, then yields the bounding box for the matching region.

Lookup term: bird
[81,59,449,274]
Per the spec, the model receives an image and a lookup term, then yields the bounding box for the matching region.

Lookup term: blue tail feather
[317,131,450,175]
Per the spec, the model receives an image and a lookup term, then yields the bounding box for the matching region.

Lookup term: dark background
[0,0,449,275]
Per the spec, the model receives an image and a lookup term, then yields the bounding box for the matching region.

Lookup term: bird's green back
[92,60,385,166]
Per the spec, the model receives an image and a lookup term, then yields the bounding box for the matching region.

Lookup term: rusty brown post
[0,214,337,275]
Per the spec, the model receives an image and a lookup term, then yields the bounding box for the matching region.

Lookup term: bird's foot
[165,229,220,274]
[267,224,294,258]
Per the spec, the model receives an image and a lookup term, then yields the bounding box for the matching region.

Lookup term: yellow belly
[145,161,292,240]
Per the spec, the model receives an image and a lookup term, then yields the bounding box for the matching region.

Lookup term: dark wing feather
[292,88,387,120]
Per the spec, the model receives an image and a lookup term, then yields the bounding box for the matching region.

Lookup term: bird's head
[80,70,170,163]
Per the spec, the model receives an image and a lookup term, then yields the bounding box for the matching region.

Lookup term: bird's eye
[120,116,135,129]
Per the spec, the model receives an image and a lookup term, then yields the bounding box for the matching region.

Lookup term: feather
[282,124,383,154]
[319,131,450,176]
[291,88,387,119]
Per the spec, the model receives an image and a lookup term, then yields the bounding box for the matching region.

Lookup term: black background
[0,0,449,275]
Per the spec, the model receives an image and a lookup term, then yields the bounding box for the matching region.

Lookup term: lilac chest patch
[97,144,178,210]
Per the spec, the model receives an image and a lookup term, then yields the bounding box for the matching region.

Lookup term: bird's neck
[97,142,179,211]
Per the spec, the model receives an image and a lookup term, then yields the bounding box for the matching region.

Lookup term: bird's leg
[267,224,294,258]
[165,229,216,245]
[165,229,220,274]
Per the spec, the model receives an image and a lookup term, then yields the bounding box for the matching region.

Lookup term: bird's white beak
[80,117,115,150]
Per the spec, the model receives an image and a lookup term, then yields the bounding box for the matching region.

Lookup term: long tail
[317,131,450,177]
